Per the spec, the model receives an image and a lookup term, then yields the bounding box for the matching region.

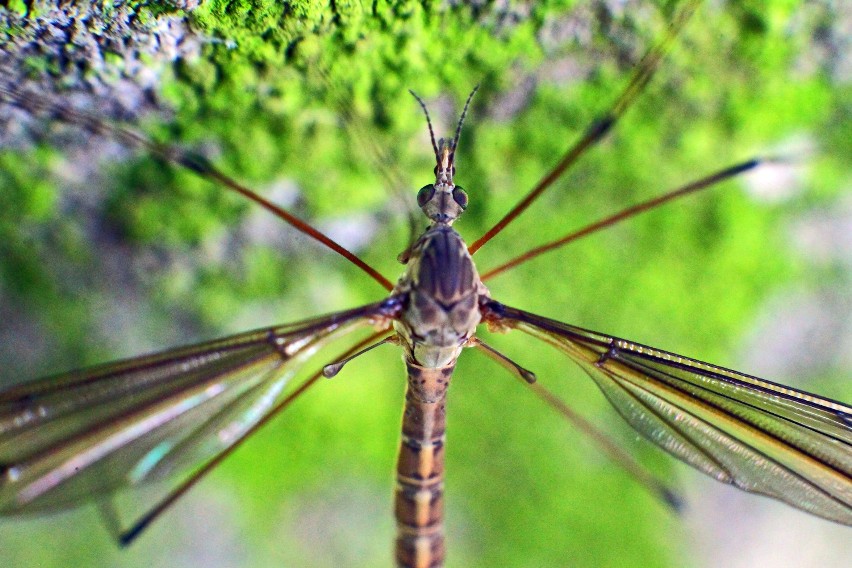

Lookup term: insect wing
[0,301,393,514]
[483,300,852,525]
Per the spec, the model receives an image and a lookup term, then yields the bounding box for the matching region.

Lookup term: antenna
[409,85,480,155]
[452,84,479,151]
[408,89,439,157]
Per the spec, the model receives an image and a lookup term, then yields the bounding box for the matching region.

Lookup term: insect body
[390,105,487,567]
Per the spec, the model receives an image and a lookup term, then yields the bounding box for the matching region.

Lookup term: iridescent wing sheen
[481,299,852,525]
[0,300,397,514]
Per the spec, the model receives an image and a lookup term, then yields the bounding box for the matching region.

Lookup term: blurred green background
[1,1,850,567]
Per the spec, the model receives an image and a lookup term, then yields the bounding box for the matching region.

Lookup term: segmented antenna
[409,85,480,155]
[452,84,479,151]
[408,90,439,157]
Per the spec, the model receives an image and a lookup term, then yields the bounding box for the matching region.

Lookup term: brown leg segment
[394,361,453,568]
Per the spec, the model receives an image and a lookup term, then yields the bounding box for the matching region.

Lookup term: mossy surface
[0,1,850,567]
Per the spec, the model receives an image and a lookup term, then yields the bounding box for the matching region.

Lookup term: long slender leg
[468,0,701,255]
[471,340,682,509]
[118,330,391,545]
[0,84,393,291]
[482,158,762,280]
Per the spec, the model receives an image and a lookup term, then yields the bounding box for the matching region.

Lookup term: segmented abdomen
[394,361,452,568]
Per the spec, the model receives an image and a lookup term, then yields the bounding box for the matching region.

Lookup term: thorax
[393,225,487,368]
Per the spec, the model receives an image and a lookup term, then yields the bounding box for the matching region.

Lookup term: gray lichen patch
[0,2,201,148]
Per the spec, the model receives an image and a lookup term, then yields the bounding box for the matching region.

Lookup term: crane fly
[1,2,850,567]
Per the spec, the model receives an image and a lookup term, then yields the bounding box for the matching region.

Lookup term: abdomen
[394,360,452,568]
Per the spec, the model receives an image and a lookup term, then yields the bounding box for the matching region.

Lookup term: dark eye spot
[417,184,435,207]
[452,186,468,209]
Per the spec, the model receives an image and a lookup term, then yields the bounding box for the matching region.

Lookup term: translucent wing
[481,299,852,525]
[0,299,398,514]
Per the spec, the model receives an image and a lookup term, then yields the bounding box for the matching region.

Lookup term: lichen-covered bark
[0,1,850,567]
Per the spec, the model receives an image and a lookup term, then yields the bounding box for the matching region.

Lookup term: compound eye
[452,186,468,210]
[417,184,435,207]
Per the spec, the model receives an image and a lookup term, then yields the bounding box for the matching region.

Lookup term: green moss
[3,0,28,16]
